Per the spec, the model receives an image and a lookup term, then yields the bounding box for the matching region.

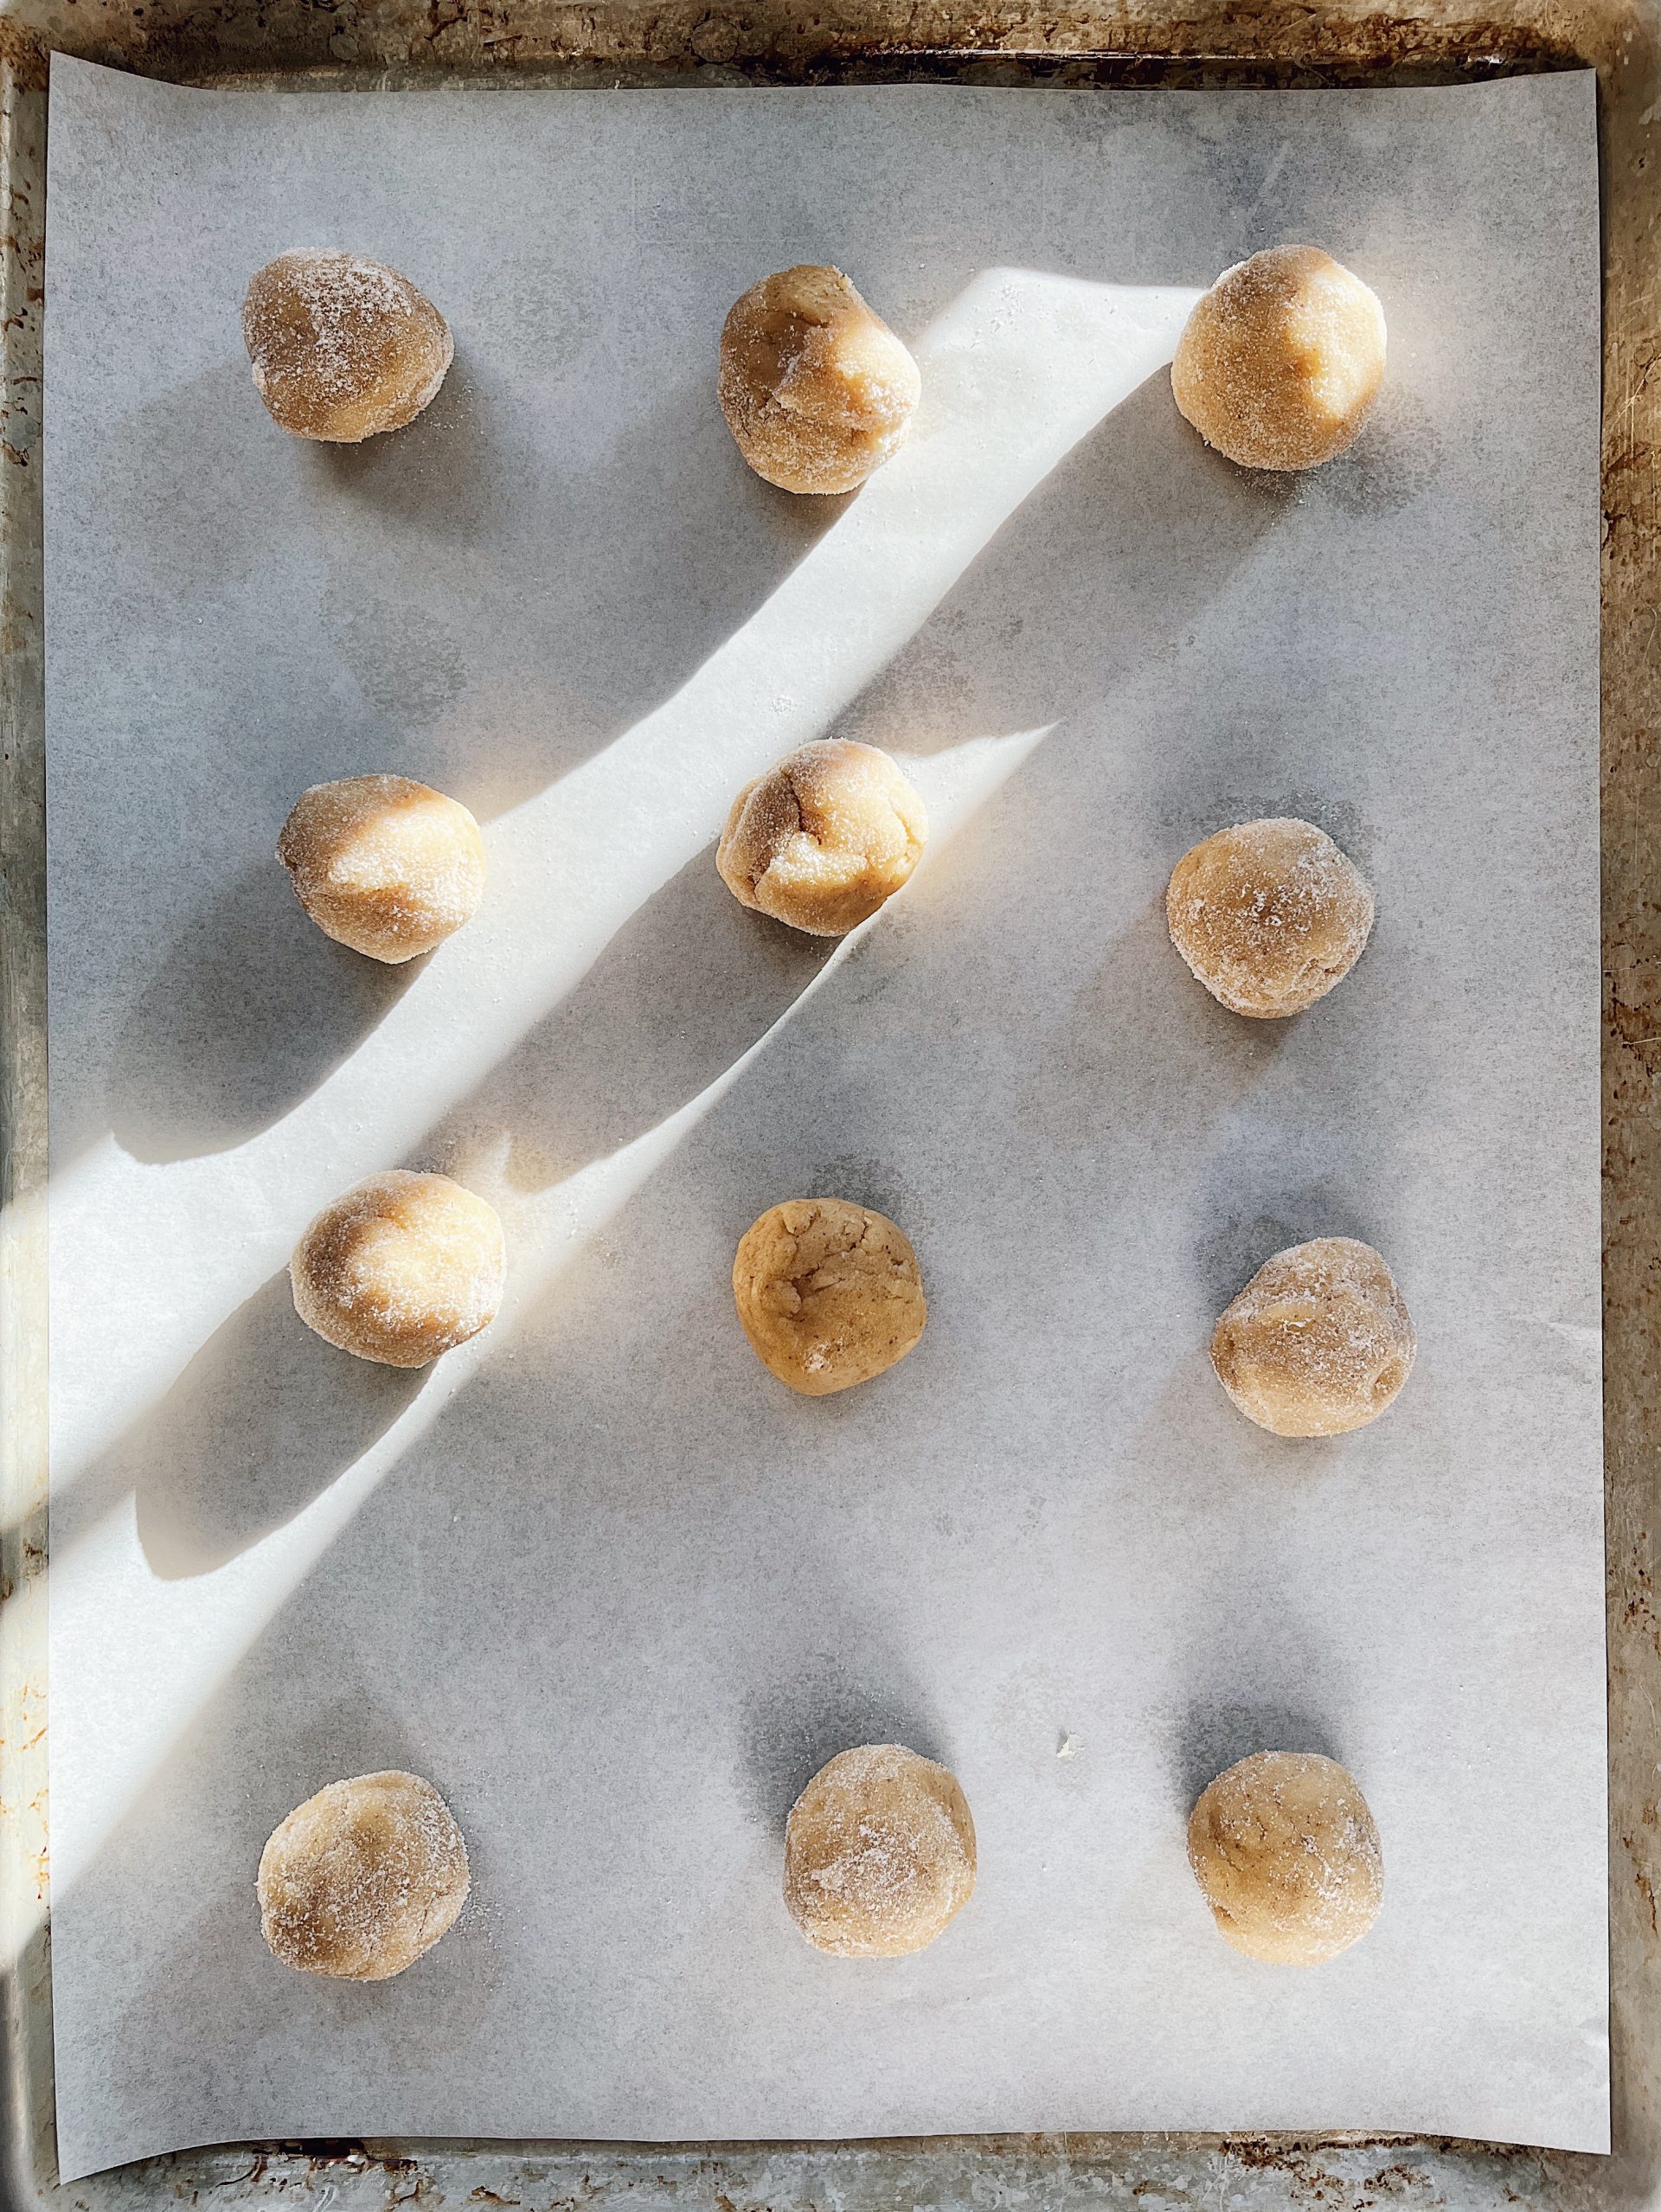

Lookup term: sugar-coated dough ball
[258,1770,470,1980]
[1188,1751,1382,1965]
[292,1170,505,1369]
[279,774,485,965]
[1166,817,1374,1019]
[734,1198,926,1397]
[785,1744,976,1957]
[243,249,453,443]
[1211,1235,1414,1438]
[718,740,927,937]
[1171,246,1386,471]
[720,265,921,495]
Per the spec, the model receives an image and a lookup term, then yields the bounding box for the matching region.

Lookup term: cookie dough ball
[292,1170,505,1369]
[243,249,453,443]
[785,1745,976,1957]
[718,741,927,937]
[1188,1751,1382,1965]
[1166,817,1374,1018]
[734,1198,926,1397]
[720,265,921,495]
[258,1770,470,1980]
[1172,246,1386,471]
[1212,1235,1414,1438]
[279,774,485,964]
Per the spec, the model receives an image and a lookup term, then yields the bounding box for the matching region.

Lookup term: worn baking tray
[1,1,1652,2206]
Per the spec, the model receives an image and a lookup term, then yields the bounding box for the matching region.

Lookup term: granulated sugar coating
[258,1771,471,1981]
[290,1169,505,1369]
[278,774,486,965]
[733,1197,927,1397]
[717,739,927,937]
[1171,246,1386,471]
[719,265,920,495]
[1166,817,1375,1019]
[1211,1235,1415,1439]
[784,1745,977,1958]
[1187,1751,1383,1965]
[242,249,452,443]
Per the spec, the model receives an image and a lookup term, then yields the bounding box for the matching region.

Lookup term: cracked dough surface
[733,1197,926,1396]
[717,740,927,937]
[1187,1750,1382,1965]
[784,1744,976,1958]
[279,773,486,965]
[242,249,453,444]
[1211,1235,1415,1438]
[291,1169,505,1369]
[258,1771,470,1981]
[718,264,920,495]
[1171,245,1386,471]
[1166,817,1374,1019]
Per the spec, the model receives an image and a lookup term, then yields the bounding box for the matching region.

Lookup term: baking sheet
[42,56,1605,2175]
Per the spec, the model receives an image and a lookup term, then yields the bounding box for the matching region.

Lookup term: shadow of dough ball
[243,249,453,443]
[291,1169,505,1369]
[1211,1235,1414,1438]
[734,1197,927,1396]
[258,1770,470,1980]
[1188,1750,1382,1965]
[1172,246,1386,471]
[279,773,485,965]
[717,740,927,936]
[785,1744,976,1957]
[719,265,920,494]
[1165,817,1374,1017]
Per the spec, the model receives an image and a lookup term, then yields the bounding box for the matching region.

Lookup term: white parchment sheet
[43,56,1604,2175]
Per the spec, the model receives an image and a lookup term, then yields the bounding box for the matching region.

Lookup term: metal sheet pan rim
[3,4,1655,2206]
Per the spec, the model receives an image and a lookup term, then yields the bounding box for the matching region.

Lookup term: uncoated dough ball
[718,740,927,937]
[1166,817,1374,1018]
[734,1197,926,1397]
[279,774,486,965]
[719,265,921,495]
[1211,1235,1414,1438]
[1187,1750,1382,1965]
[258,1770,470,1980]
[291,1170,505,1369]
[785,1744,977,1957]
[243,249,453,443]
[1171,246,1386,471]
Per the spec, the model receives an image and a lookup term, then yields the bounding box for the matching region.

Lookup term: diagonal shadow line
[82,358,860,1177]
[47,269,1203,1503]
[48,298,1324,1904]
[41,725,1055,1909]
[67,722,1047,1595]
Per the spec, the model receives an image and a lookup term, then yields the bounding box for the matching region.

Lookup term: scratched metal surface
[0,3,1653,2207]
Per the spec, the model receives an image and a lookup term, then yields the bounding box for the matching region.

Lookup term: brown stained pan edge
[137,2134,1562,2192]
[0,0,1612,87]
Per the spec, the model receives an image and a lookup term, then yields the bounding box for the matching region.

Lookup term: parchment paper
[43,56,1606,2177]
